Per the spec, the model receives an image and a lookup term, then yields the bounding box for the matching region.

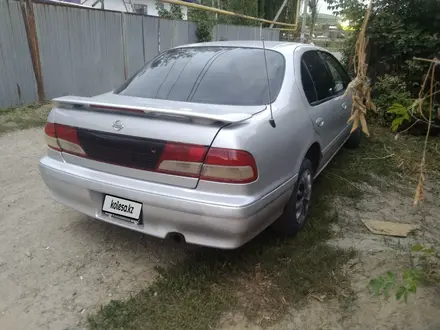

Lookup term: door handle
[316,118,325,127]
[342,102,348,110]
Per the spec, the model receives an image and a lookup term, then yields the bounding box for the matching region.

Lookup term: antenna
[262,37,276,128]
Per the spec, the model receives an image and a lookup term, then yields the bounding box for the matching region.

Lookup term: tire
[345,127,362,149]
[272,158,314,236]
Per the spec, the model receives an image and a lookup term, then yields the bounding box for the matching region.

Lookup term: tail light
[156,143,208,177]
[44,123,258,184]
[201,148,258,183]
[44,123,61,151]
[156,144,258,183]
[44,123,86,156]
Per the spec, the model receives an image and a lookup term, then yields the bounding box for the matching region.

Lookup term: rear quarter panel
[205,46,318,199]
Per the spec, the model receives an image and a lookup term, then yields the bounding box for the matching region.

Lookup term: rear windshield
[115,47,285,106]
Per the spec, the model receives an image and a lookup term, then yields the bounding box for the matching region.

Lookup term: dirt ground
[221,182,440,329]
[0,128,189,330]
[1,127,439,330]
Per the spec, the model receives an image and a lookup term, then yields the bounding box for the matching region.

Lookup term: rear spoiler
[52,96,254,124]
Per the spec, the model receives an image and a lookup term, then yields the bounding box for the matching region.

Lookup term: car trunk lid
[49,94,266,189]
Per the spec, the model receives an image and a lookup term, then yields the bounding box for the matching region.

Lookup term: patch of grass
[0,103,51,135]
[325,125,440,196]
[88,125,437,330]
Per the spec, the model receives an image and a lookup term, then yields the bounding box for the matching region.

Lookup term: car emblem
[112,120,124,131]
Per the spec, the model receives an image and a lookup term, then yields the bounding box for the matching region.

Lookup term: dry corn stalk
[346,0,377,136]
[413,60,438,206]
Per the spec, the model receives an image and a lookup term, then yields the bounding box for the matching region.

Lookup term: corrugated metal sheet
[33,3,125,99]
[159,19,176,52]
[261,28,280,41]
[143,16,159,63]
[213,24,279,42]
[123,13,144,76]
[159,19,199,53]
[237,26,259,40]
[213,24,231,41]
[0,3,280,108]
[272,29,281,41]
[188,22,198,44]
[0,1,38,108]
[159,19,183,51]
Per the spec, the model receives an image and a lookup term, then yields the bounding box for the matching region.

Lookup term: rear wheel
[272,158,313,236]
[345,127,362,149]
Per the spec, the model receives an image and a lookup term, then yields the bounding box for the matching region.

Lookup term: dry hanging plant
[346,0,377,136]
[412,58,439,206]
[343,1,440,207]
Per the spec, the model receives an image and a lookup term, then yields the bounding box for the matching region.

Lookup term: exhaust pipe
[166,232,186,244]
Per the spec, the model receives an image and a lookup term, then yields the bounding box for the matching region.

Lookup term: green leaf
[369,278,383,296]
[370,272,398,298]
[408,285,417,293]
[412,269,424,282]
[396,286,406,300]
[412,244,424,252]
[386,272,396,281]
[391,119,402,132]
[387,103,407,116]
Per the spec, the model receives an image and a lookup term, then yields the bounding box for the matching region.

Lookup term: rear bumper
[39,156,295,249]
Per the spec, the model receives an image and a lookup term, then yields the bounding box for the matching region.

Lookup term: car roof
[172,41,337,60]
[175,40,304,51]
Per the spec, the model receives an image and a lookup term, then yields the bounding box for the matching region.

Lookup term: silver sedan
[39,41,359,249]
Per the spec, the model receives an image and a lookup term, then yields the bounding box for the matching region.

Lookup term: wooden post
[20,0,45,102]
[121,13,128,80]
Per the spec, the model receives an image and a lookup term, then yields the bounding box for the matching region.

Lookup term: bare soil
[221,182,440,329]
[0,128,188,330]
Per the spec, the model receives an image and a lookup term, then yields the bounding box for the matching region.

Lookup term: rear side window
[301,61,318,103]
[301,51,334,103]
[116,47,285,106]
[320,51,351,94]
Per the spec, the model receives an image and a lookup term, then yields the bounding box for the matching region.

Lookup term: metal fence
[0,1,280,108]
[33,5,126,100]
[0,1,38,108]
[213,24,279,42]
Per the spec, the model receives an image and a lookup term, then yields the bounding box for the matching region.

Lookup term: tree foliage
[326,0,440,84]
[258,0,299,25]
[208,0,299,26]
[218,0,259,25]
[157,0,301,42]
[155,2,183,20]
[186,0,301,42]
[188,2,216,42]
[326,0,367,27]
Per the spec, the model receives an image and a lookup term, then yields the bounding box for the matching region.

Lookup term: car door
[300,50,344,163]
[319,51,353,143]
